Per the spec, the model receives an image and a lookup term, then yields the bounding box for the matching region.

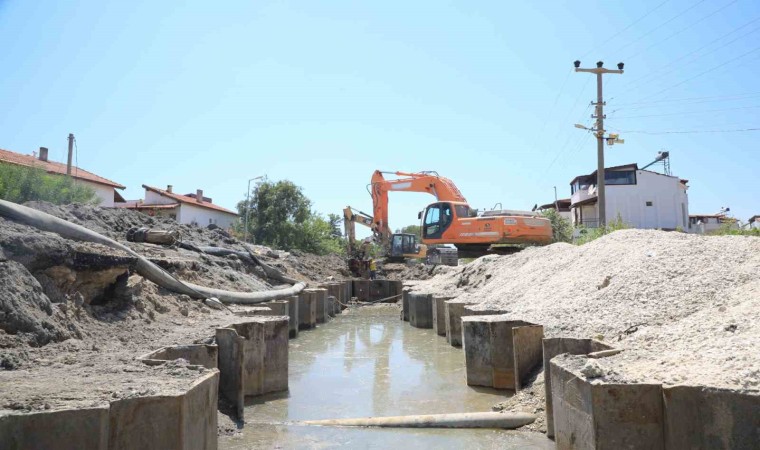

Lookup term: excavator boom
[368,170,552,255]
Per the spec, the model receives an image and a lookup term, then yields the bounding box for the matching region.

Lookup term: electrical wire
[610,91,760,109]
[622,19,760,93]
[538,68,573,143]
[612,104,760,119]
[624,0,739,61]
[603,0,707,60]
[637,45,760,101]
[580,0,670,59]
[612,127,760,135]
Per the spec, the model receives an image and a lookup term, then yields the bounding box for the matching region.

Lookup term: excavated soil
[410,229,760,431]
[0,202,349,416]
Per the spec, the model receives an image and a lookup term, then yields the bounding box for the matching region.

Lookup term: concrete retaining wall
[139,344,218,369]
[0,371,219,450]
[551,354,665,450]
[461,316,542,390]
[216,317,289,420]
[408,293,433,329]
[542,337,613,438]
[443,299,476,347]
[298,291,317,329]
[548,352,760,449]
[352,279,402,302]
[401,288,410,321]
[432,296,453,336]
[311,288,328,324]
[286,295,299,338]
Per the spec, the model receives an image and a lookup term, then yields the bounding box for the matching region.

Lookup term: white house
[120,185,238,229]
[748,215,760,230]
[569,163,689,230]
[0,146,125,206]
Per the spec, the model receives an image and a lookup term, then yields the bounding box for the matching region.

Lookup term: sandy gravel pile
[411,229,760,391]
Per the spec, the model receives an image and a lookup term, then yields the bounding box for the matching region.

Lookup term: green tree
[539,209,573,243]
[0,163,99,205]
[236,179,344,255]
[395,224,422,240]
[327,213,343,238]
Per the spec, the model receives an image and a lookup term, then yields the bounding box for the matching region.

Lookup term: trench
[219,305,553,449]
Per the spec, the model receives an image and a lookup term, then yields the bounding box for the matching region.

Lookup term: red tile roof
[142,185,238,216]
[0,147,125,189]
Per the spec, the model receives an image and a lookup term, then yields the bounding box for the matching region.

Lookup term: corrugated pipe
[0,199,305,304]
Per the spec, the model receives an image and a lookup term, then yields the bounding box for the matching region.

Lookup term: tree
[540,209,573,243]
[395,224,421,240]
[327,213,343,238]
[0,163,99,205]
[236,179,344,255]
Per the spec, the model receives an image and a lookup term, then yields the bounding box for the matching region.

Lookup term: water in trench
[219,305,554,449]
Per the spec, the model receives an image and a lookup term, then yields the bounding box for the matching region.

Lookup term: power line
[604,0,707,59]
[610,91,760,108]
[612,104,760,119]
[538,68,573,145]
[637,45,760,101]
[622,18,760,93]
[612,127,760,135]
[624,0,739,61]
[581,0,670,59]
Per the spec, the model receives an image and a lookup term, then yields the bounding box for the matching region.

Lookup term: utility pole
[573,60,624,227]
[66,133,74,176]
[244,176,264,243]
[553,186,558,203]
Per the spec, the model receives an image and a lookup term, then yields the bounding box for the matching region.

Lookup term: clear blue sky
[1,0,758,233]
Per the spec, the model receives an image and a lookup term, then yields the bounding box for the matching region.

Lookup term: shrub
[0,163,99,205]
[574,214,630,245]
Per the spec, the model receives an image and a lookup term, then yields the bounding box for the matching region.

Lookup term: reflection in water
[220,306,554,449]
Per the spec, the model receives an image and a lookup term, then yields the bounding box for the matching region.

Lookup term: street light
[244,176,265,243]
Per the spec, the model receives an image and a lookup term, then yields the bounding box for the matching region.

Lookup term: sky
[1,0,758,235]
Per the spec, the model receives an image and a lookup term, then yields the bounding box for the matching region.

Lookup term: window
[605,170,636,185]
[455,204,472,218]
[424,207,440,225]
[646,201,653,207]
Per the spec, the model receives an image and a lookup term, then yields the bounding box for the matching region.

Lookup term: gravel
[410,229,760,392]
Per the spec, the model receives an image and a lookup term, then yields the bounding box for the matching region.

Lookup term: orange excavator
[369,170,552,258]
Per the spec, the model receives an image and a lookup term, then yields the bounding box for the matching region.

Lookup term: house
[569,163,689,230]
[747,215,760,230]
[687,214,729,234]
[0,146,125,206]
[119,184,238,229]
[533,199,572,222]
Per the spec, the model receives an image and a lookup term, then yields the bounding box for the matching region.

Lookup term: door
[423,203,453,240]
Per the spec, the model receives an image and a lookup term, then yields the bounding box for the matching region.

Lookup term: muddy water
[219,306,554,449]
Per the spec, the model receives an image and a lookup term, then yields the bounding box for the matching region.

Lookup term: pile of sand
[412,229,760,391]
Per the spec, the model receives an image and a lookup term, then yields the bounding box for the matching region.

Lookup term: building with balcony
[569,163,689,230]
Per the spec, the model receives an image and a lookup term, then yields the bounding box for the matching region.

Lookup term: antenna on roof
[641,150,671,176]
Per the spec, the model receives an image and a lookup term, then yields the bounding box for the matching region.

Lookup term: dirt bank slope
[0,202,348,414]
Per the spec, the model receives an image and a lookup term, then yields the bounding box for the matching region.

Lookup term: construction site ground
[0,202,348,423]
[1,202,758,443]
[407,229,760,432]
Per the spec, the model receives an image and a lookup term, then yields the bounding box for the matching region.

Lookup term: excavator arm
[369,170,466,247]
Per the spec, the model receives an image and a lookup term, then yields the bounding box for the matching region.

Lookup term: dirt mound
[0,201,350,412]
[411,229,760,392]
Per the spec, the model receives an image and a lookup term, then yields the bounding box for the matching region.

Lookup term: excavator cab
[422,202,460,239]
[388,233,426,261]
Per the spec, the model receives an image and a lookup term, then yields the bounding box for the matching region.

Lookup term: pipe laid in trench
[0,199,305,304]
[302,411,536,429]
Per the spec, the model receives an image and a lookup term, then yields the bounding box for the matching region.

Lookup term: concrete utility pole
[244,176,265,243]
[66,133,74,176]
[573,60,624,227]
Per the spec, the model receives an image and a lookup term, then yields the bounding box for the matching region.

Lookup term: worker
[368,258,377,280]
